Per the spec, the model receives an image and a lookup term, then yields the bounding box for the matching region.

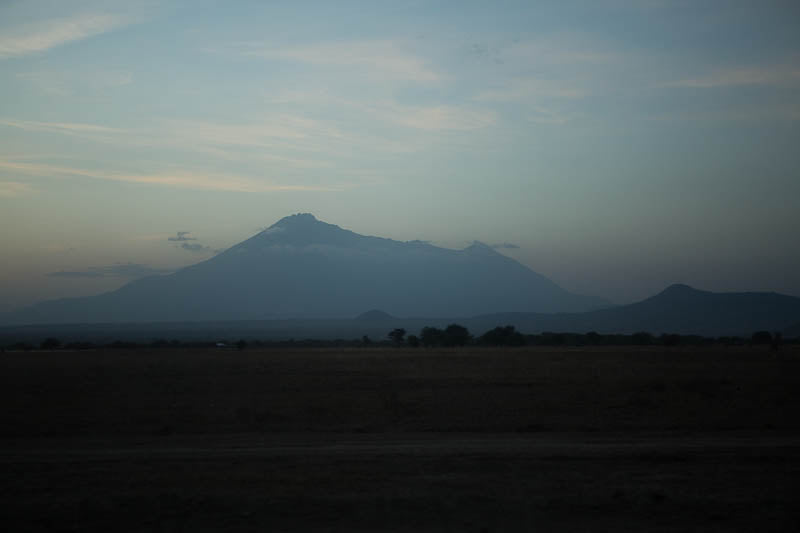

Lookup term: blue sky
[1,0,799,311]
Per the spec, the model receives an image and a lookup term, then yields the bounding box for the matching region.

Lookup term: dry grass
[1,346,799,531]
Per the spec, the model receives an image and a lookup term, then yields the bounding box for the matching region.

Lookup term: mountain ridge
[474,283,800,336]
[4,213,606,325]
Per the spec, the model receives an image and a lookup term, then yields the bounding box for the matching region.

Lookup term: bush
[443,324,471,346]
[751,331,773,345]
[477,326,526,346]
[387,328,406,346]
[40,337,62,350]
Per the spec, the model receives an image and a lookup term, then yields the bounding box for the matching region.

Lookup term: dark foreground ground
[1,346,799,531]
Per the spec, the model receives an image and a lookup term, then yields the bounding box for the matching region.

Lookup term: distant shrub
[478,325,526,346]
[631,332,654,345]
[751,331,773,345]
[40,337,62,350]
[443,324,471,346]
[660,334,681,347]
[387,328,406,346]
[420,327,444,347]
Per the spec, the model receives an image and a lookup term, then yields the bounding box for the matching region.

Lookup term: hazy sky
[1,0,799,312]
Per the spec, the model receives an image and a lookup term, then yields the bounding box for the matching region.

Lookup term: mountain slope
[474,284,800,336]
[5,213,605,325]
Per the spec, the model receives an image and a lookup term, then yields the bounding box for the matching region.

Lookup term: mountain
[4,213,606,325]
[474,284,800,336]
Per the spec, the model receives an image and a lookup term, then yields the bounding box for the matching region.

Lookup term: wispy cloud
[527,106,573,125]
[179,242,210,253]
[0,13,133,59]
[15,69,133,95]
[0,181,35,198]
[0,112,431,163]
[167,231,196,242]
[261,91,495,132]
[662,64,800,89]
[0,159,341,193]
[492,242,521,250]
[0,117,332,165]
[355,101,495,131]
[47,263,171,279]
[165,232,214,254]
[475,78,585,102]
[647,103,800,123]
[500,38,618,67]
[159,116,351,158]
[227,40,442,83]
[0,118,126,137]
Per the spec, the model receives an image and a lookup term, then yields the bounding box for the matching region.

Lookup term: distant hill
[4,213,605,325]
[355,310,396,321]
[473,284,800,337]
[4,285,799,343]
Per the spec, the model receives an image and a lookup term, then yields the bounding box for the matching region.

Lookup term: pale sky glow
[1,0,799,312]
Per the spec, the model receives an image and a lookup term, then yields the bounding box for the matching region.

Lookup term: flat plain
[1,345,799,531]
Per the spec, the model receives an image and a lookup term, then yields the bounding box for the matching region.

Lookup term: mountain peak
[662,283,699,294]
[464,241,500,255]
[270,213,319,229]
[649,283,705,302]
[248,213,358,248]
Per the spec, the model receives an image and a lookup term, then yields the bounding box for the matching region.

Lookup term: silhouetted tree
[420,327,444,347]
[443,324,471,346]
[40,337,61,350]
[477,325,525,346]
[406,334,420,347]
[362,335,372,346]
[751,331,773,345]
[772,331,782,351]
[585,331,602,345]
[388,328,406,346]
[539,332,565,346]
[236,339,248,351]
[660,334,681,347]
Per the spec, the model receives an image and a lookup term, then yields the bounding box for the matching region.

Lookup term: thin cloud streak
[352,101,495,131]
[179,242,210,253]
[228,40,442,83]
[47,263,171,279]
[0,117,333,166]
[646,104,800,123]
[168,231,196,242]
[0,118,125,135]
[500,39,619,67]
[262,91,495,132]
[0,111,459,164]
[662,64,800,89]
[0,13,133,59]
[0,160,341,193]
[0,181,35,198]
[15,69,133,95]
[475,78,586,102]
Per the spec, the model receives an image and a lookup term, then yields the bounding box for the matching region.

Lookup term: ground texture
[1,346,799,531]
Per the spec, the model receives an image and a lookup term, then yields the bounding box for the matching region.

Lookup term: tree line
[0,327,791,352]
[386,325,788,348]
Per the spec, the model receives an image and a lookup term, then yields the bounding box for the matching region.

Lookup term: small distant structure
[216,342,227,348]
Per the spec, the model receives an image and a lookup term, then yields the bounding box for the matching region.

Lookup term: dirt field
[2,346,799,531]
